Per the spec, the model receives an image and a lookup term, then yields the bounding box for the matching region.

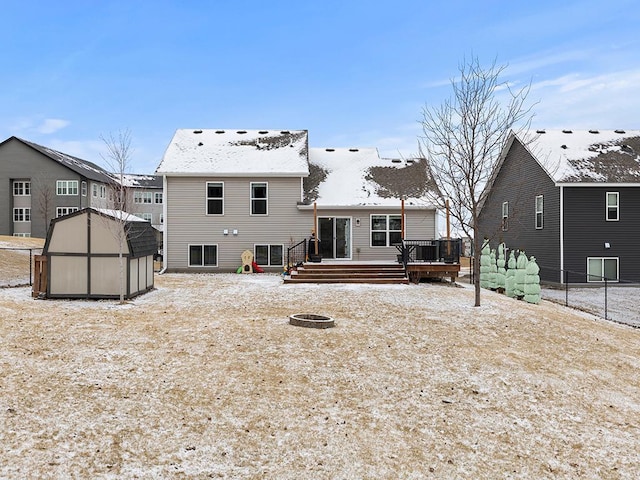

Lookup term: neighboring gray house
[0,136,164,239]
[478,129,640,284]
[0,136,114,238]
[156,129,440,272]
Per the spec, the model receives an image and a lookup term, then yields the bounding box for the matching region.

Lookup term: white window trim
[13,208,31,222]
[502,201,509,231]
[135,213,153,222]
[188,244,218,267]
[13,181,31,196]
[81,181,87,196]
[134,191,153,204]
[206,181,224,215]
[606,191,619,221]
[57,180,79,196]
[154,192,163,204]
[587,257,619,283]
[254,244,284,266]
[250,182,268,216]
[370,214,403,248]
[13,233,31,238]
[535,195,543,230]
[56,207,79,218]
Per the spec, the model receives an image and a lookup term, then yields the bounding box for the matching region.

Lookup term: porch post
[313,201,318,255]
[401,198,405,240]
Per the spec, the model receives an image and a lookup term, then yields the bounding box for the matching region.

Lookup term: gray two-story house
[478,129,640,284]
[0,136,164,239]
[0,136,114,238]
[156,129,440,272]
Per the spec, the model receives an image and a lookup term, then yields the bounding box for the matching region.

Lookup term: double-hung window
[606,192,619,221]
[154,192,163,204]
[535,195,543,229]
[250,182,268,215]
[206,182,224,215]
[56,207,78,217]
[501,201,509,231]
[13,208,31,222]
[189,244,218,267]
[136,213,153,222]
[13,181,31,196]
[57,180,78,196]
[81,181,87,196]
[254,244,283,266]
[587,257,618,282]
[134,191,152,204]
[370,214,402,247]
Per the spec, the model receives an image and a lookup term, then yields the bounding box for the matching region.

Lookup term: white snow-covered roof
[525,129,640,183]
[156,129,309,177]
[115,174,163,188]
[307,147,438,207]
[95,208,149,222]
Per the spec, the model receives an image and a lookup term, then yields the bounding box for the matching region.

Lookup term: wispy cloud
[8,116,71,135]
[37,118,71,134]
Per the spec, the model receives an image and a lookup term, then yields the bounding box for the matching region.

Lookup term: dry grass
[0,238,639,479]
[0,236,44,287]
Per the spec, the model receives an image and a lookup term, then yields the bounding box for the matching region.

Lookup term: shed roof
[305,147,439,207]
[43,208,157,258]
[156,129,309,177]
[525,129,640,184]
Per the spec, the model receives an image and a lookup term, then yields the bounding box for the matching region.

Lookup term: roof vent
[280,130,290,134]
[615,129,626,134]
[198,142,204,146]
[237,130,247,134]
[349,148,359,152]
[561,145,568,149]
[193,129,203,134]
[406,159,415,164]
[258,130,268,134]
[536,130,546,134]
[391,159,402,163]
[215,130,225,134]
[589,130,600,134]
[562,130,573,134]
[325,148,335,152]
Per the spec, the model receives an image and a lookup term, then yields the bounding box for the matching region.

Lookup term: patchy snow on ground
[1,272,639,479]
[542,285,640,328]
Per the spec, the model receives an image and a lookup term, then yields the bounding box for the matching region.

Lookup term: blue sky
[2,0,639,173]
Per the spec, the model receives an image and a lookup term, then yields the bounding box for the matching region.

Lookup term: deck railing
[398,239,461,269]
[286,239,307,273]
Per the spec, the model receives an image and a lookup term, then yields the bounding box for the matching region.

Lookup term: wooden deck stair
[284,262,409,285]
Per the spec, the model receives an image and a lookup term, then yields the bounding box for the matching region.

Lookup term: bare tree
[32,175,54,235]
[420,56,533,306]
[100,130,134,304]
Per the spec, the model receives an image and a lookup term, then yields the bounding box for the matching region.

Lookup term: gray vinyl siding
[563,186,640,283]
[165,176,438,270]
[313,207,436,262]
[165,176,312,272]
[478,138,561,282]
[0,138,92,238]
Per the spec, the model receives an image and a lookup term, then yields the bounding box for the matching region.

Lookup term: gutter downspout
[559,185,564,284]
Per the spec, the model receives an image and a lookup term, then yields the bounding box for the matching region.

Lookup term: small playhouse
[35,208,157,299]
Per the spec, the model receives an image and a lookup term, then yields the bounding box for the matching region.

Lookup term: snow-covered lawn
[1,273,639,479]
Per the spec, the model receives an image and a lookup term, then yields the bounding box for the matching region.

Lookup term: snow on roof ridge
[524,129,640,183]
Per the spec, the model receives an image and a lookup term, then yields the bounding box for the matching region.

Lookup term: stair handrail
[286,238,307,274]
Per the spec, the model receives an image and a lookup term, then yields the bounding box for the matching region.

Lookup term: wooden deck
[405,262,460,283]
[284,261,460,284]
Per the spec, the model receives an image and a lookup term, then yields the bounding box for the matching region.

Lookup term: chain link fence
[538,266,639,328]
